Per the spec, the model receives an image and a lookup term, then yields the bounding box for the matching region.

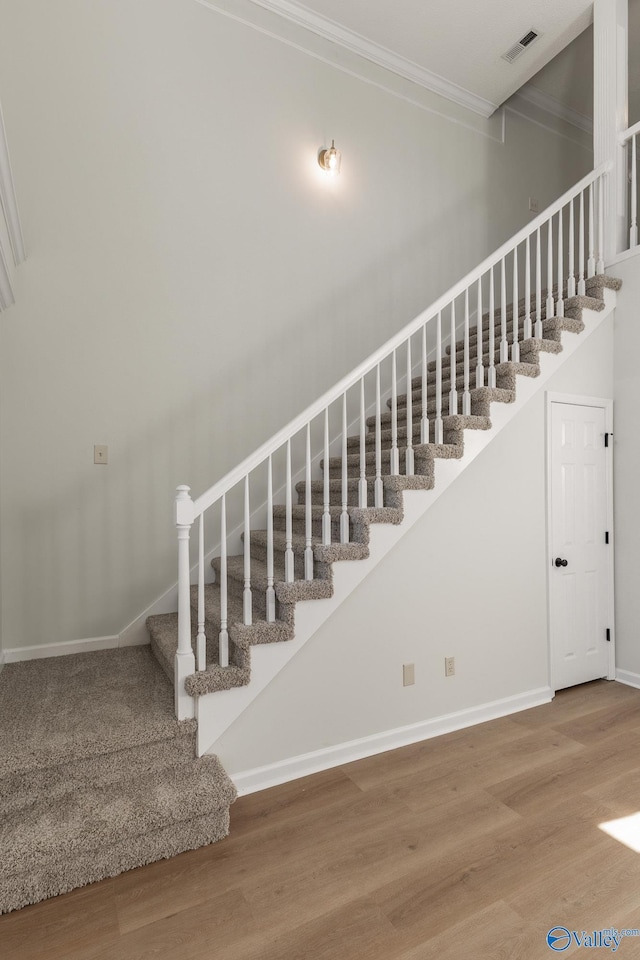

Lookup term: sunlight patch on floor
[599,812,640,853]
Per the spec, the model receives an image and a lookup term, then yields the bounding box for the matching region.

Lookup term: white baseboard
[229,686,553,796]
[1,634,148,663]
[615,669,640,690]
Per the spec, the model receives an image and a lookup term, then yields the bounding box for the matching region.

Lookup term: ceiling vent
[502,29,541,64]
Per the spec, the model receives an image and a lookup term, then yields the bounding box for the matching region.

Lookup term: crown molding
[231,0,498,118]
[517,82,593,135]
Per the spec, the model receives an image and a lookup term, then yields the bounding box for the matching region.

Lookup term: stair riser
[272,513,353,540]
[297,484,393,508]
[324,448,447,481]
[248,539,331,579]
[0,734,197,818]
[2,808,231,915]
[346,425,464,451]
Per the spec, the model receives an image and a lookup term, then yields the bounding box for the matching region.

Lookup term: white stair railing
[622,122,640,251]
[172,162,611,721]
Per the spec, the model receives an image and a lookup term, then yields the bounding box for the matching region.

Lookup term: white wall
[213,316,615,775]
[0,0,591,651]
[611,253,640,677]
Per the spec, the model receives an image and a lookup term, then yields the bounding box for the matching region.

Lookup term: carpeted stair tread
[248,526,370,563]
[1,758,235,914]
[0,647,195,780]
[272,503,403,526]
[211,554,335,606]
[1,808,231,916]
[2,757,235,876]
[392,360,542,410]
[0,728,197,818]
[345,415,492,451]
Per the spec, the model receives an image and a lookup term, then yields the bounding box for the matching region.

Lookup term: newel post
[175,485,196,721]
[594,0,629,262]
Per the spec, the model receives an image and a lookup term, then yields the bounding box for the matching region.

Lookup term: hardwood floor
[4,680,640,959]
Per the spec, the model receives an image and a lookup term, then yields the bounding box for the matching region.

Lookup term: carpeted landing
[0,646,236,914]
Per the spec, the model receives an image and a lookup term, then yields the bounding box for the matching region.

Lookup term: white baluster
[435,311,444,442]
[597,176,605,273]
[557,207,564,318]
[243,477,252,626]
[578,190,586,295]
[405,338,414,474]
[535,228,542,338]
[322,407,331,546]
[500,259,508,363]
[511,246,519,362]
[632,136,638,249]
[587,182,595,278]
[175,485,195,720]
[462,289,471,415]
[374,364,383,507]
[568,199,576,297]
[305,423,313,580]
[341,393,349,543]
[284,439,294,583]
[197,512,206,672]
[524,235,532,340]
[219,493,229,668]
[390,350,399,475]
[546,218,555,319]
[421,324,430,443]
[266,455,275,622]
[449,301,458,415]
[488,269,496,388]
[359,378,367,507]
[475,277,484,388]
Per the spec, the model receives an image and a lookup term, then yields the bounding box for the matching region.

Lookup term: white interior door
[548,397,613,692]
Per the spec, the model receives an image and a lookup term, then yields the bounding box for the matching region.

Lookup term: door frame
[545,391,616,691]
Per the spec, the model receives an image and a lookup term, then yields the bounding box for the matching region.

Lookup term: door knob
[554,558,568,567]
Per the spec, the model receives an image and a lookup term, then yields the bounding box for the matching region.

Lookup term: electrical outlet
[94,444,108,465]
[403,663,415,686]
[529,197,539,213]
[445,657,455,678]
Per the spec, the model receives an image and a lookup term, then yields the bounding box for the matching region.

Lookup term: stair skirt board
[229,686,554,796]
[146,277,620,757]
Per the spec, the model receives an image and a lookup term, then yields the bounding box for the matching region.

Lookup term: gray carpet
[147,274,621,700]
[0,647,236,914]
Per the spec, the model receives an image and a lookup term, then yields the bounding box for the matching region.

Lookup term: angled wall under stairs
[147,276,620,773]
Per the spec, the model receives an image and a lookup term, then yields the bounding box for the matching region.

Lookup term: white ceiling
[252,0,594,114]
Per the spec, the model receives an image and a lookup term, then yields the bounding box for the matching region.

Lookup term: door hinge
[606,628,611,643]
[605,432,611,448]
[605,531,610,544]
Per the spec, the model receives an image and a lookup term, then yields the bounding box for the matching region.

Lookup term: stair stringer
[196,286,618,756]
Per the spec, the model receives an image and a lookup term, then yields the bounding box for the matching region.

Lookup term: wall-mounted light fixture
[318,140,341,175]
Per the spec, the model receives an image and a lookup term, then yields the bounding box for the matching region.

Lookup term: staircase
[147,271,620,741]
[0,163,620,914]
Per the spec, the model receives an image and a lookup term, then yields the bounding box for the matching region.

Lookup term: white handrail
[620,120,640,144]
[190,160,611,520]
